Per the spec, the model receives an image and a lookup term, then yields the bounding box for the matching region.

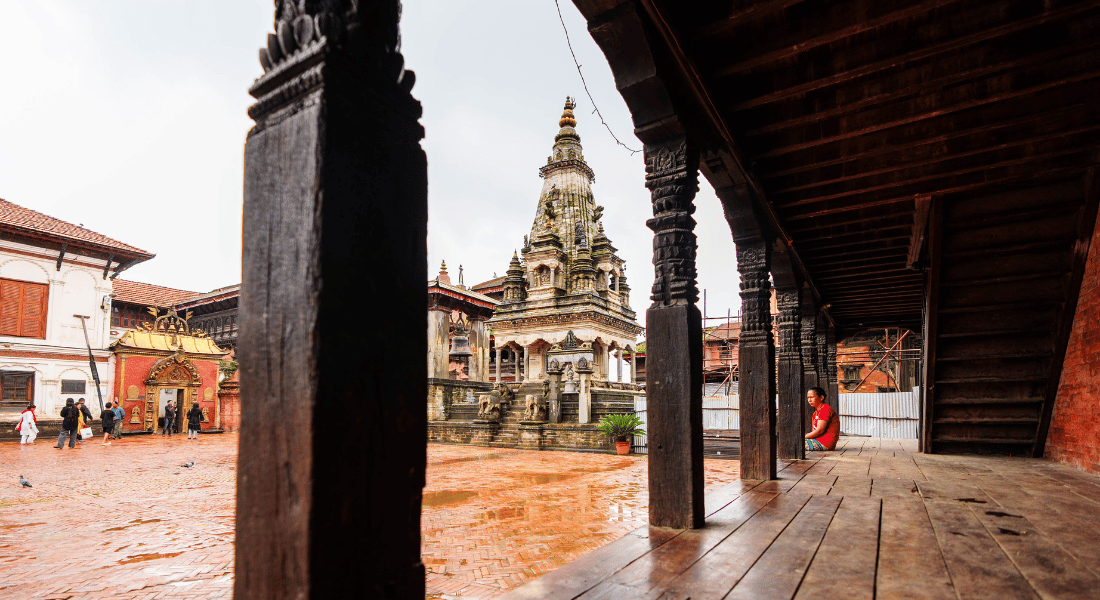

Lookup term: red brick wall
[1046,207,1100,473]
[113,353,222,432]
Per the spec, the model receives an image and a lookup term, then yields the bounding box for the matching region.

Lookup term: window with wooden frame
[0,372,34,410]
[0,278,48,339]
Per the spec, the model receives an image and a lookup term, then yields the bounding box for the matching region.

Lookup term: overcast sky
[0,1,741,329]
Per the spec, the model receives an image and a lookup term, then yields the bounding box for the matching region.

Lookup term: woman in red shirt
[805,387,839,451]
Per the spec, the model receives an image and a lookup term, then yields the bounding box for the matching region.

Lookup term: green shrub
[596,413,645,441]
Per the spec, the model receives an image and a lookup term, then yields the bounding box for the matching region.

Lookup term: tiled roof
[429,278,500,306]
[0,198,153,257]
[471,276,505,290]
[112,279,202,308]
[175,284,241,307]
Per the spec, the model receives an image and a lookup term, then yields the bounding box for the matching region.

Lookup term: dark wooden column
[645,136,705,529]
[800,296,820,433]
[816,326,830,407]
[826,327,840,408]
[776,288,804,460]
[737,238,777,480]
[236,2,427,598]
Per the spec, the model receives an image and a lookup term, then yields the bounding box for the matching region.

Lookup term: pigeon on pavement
[19,475,31,488]
[181,462,194,468]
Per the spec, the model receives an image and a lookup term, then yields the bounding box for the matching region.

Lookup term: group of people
[159,400,206,440]
[13,397,205,449]
[53,397,122,449]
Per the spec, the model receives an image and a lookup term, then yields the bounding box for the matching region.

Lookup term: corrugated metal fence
[633,396,741,453]
[631,387,918,453]
[837,387,920,439]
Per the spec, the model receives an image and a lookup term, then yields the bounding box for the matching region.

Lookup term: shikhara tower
[489,98,642,391]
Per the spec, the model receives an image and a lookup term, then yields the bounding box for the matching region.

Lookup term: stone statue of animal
[478,390,502,419]
[522,394,546,421]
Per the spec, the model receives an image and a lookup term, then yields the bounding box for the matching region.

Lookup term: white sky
[0,1,741,328]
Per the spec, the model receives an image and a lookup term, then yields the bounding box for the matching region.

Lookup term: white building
[0,198,153,418]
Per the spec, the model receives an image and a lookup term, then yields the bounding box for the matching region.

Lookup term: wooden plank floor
[501,437,1100,600]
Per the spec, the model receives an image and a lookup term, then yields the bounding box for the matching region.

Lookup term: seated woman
[805,387,840,451]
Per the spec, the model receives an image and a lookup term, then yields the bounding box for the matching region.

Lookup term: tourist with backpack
[56,398,79,449]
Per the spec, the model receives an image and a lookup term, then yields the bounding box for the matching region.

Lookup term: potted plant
[596,413,645,455]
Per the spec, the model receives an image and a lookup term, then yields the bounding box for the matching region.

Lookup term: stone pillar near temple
[776,289,804,460]
[236,2,426,597]
[218,369,241,433]
[644,136,704,529]
[630,351,637,384]
[494,348,501,382]
[577,359,593,424]
[427,307,450,379]
[801,313,820,433]
[512,348,519,383]
[468,319,489,382]
[546,361,562,423]
[616,349,623,382]
[737,238,777,480]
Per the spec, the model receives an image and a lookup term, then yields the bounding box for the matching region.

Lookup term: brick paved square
[0,436,738,599]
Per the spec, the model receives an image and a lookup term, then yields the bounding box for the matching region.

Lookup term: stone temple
[488,97,643,423]
[427,98,644,451]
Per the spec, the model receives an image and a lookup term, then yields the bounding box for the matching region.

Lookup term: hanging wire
[554,0,640,155]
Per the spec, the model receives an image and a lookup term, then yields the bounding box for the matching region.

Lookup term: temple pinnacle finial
[559,96,577,128]
[440,260,447,273]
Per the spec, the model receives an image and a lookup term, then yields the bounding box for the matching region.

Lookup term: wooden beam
[759,101,1091,181]
[770,118,1100,198]
[778,160,1100,222]
[775,132,1100,211]
[921,196,943,453]
[55,244,66,271]
[235,4,428,597]
[1033,169,1100,457]
[709,0,962,77]
[908,195,933,270]
[753,54,1100,160]
[726,3,1100,114]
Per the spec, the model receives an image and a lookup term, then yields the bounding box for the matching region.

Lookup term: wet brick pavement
[0,432,236,600]
[0,436,739,600]
[423,445,740,600]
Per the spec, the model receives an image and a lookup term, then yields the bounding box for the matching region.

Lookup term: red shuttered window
[0,279,48,339]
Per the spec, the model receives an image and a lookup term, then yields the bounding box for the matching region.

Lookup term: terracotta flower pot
[615,440,631,455]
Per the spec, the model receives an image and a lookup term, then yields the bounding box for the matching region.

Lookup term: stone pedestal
[218,375,240,433]
[518,422,544,450]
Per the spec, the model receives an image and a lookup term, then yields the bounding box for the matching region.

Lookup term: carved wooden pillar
[826,327,839,408]
[776,289,804,460]
[816,327,829,402]
[236,2,426,597]
[800,314,819,433]
[737,239,777,480]
[644,137,705,529]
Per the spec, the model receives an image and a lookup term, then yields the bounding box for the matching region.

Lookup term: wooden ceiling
[607,0,1100,329]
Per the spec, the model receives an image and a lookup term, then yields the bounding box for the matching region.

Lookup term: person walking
[100,402,116,446]
[76,398,94,445]
[17,404,38,444]
[111,401,124,440]
[162,401,176,436]
[56,398,79,449]
[186,403,204,440]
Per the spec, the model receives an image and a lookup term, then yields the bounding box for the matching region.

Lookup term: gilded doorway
[143,348,202,433]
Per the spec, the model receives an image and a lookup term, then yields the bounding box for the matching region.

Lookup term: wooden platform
[501,437,1100,600]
